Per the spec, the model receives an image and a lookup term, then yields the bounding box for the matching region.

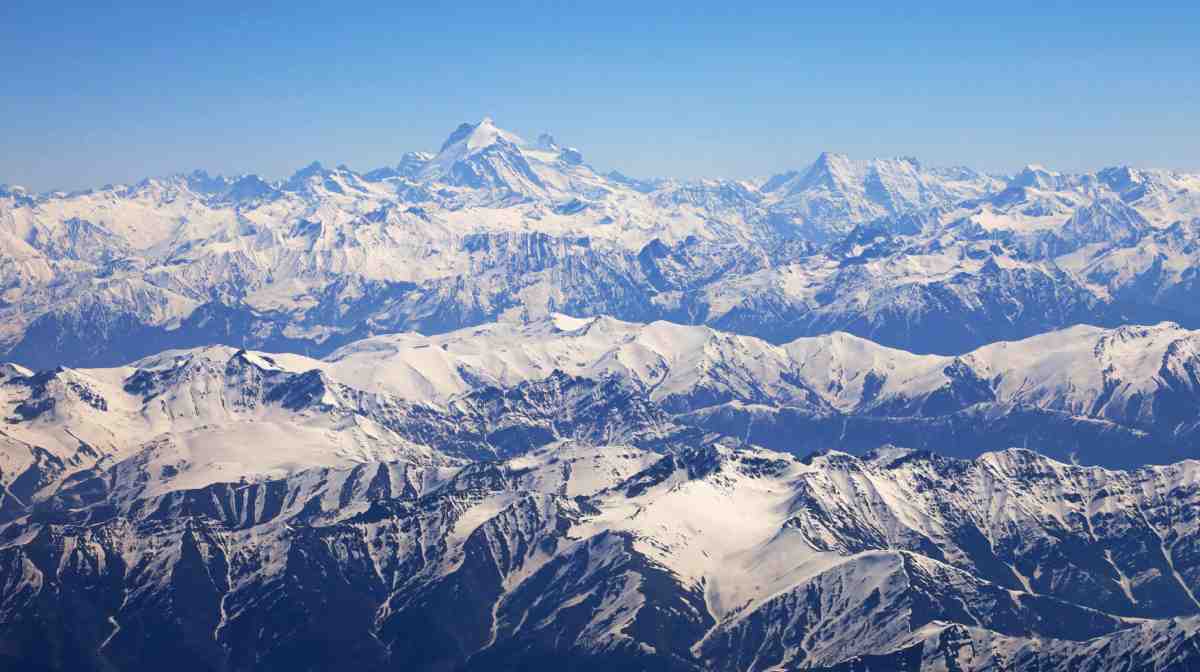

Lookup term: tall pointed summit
[417,117,545,198]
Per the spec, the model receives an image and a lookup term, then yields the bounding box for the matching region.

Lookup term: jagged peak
[1006,163,1065,190]
[294,160,326,176]
[814,150,851,164]
[437,116,524,155]
[419,117,545,193]
[765,151,939,198]
[1096,164,1151,194]
[805,151,855,177]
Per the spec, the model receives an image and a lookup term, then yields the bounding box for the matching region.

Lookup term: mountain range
[4,118,1200,369]
[1,315,1200,668]
[5,118,1200,671]
[7,433,1200,670]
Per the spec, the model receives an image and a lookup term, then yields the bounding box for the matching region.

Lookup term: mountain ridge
[5,118,1199,369]
[6,315,1200,516]
[5,438,1200,671]
[6,117,1200,670]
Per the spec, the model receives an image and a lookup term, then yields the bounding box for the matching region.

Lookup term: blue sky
[3,1,1198,191]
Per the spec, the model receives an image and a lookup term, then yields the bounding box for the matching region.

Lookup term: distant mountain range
[4,118,1199,369]
[6,119,1200,671]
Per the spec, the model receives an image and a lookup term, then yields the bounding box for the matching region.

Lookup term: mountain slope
[4,442,1200,671]
[6,315,1200,517]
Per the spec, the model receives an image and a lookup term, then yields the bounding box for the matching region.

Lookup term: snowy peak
[762,151,862,196]
[282,161,374,196]
[1097,165,1145,194]
[1007,163,1068,191]
[368,150,435,180]
[762,152,1000,238]
[179,169,279,203]
[982,163,1198,233]
[287,160,328,184]
[429,117,527,165]
[777,152,942,197]
[797,151,858,190]
[438,116,524,154]
[418,117,547,197]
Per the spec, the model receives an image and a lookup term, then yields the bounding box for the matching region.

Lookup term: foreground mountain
[4,436,1200,671]
[3,320,1200,670]
[5,119,1200,368]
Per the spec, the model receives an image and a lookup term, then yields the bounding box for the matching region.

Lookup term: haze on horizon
[3,0,1198,193]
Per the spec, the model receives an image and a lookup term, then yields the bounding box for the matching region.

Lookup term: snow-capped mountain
[5,118,1200,369]
[760,152,1002,239]
[416,117,551,200]
[6,315,1200,520]
[5,429,1200,671]
[6,117,1200,670]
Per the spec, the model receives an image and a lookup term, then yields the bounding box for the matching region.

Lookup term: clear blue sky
[3,1,1198,192]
